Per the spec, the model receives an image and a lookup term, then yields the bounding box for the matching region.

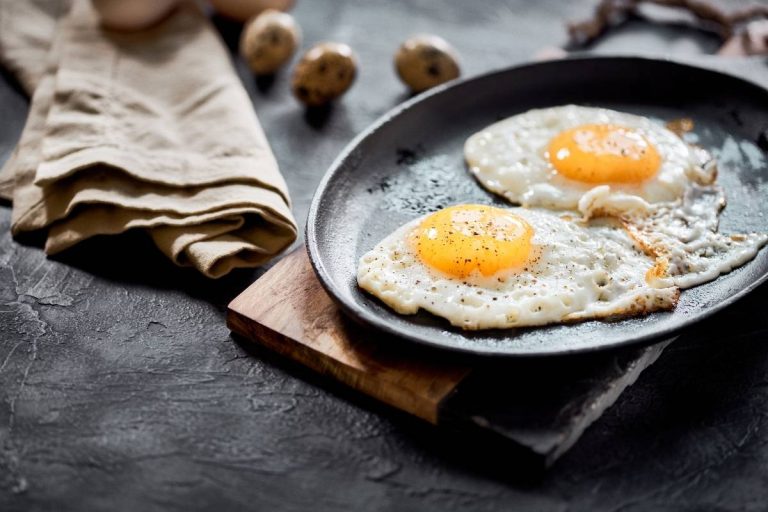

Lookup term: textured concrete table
[2,1,767,510]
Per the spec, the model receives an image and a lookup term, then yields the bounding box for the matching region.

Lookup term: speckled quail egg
[395,34,461,93]
[240,9,301,75]
[291,42,357,107]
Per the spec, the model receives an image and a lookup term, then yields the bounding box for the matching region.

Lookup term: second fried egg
[464,105,715,212]
[357,204,678,330]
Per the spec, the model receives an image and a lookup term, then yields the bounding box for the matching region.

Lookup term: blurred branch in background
[567,0,768,55]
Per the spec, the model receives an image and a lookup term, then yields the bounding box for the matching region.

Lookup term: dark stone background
[1,1,766,510]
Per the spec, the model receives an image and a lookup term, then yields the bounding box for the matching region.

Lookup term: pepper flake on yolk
[548,124,661,184]
[410,204,534,278]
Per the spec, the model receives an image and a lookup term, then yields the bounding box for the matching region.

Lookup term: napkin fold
[0,0,297,277]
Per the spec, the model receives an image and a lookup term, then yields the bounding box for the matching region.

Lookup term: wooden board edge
[226,305,460,425]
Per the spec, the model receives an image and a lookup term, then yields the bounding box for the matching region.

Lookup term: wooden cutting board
[227,249,672,468]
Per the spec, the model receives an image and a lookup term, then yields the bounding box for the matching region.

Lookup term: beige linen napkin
[0,0,297,277]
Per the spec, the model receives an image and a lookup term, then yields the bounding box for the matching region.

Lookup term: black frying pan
[306,56,768,357]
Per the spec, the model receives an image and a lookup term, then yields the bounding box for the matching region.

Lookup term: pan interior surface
[307,57,768,356]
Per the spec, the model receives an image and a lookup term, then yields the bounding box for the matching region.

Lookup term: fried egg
[357,204,679,330]
[464,105,715,212]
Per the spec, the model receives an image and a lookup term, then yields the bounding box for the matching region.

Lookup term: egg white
[357,208,679,330]
[619,186,768,289]
[464,105,714,212]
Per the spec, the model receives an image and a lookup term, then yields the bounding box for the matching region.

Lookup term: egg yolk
[548,124,661,183]
[411,204,534,278]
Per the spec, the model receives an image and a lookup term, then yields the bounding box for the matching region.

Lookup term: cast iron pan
[306,56,768,357]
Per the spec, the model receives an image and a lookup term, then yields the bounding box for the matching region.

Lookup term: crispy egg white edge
[620,189,768,290]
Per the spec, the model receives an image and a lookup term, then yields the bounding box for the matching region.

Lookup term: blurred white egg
[208,0,294,22]
[91,0,180,31]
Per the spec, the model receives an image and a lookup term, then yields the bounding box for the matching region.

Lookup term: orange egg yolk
[548,124,661,183]
[410,204,534,278]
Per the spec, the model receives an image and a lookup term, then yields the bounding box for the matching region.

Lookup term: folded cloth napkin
[0,0,297,277]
